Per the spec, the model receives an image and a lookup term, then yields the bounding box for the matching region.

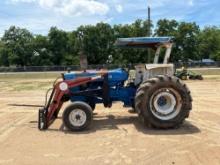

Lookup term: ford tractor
[38,37,192,131]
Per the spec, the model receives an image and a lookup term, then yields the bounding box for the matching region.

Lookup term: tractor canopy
[115,37,173,49]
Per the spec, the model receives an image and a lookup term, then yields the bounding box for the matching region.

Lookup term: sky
[0,0,219,36]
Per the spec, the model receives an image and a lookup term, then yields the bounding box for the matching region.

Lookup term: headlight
[59,82,68,91]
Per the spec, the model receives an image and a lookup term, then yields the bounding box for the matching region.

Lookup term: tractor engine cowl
[63,68,128,87]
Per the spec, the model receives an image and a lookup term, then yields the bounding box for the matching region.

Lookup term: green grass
[0,80,53,92]
[0,72,61,80]
[13,81,52,91]
[203,75,220,80]
[188,68,220,75]
[0,72,59,91]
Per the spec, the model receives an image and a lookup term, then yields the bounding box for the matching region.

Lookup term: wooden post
[79,51,88,70]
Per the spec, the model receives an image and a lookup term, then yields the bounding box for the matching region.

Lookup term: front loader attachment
[38,76,103,130]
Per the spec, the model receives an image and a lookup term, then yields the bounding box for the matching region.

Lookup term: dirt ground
[0,77,220,165]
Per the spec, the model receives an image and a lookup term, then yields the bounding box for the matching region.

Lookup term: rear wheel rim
[149,88,182,121]
[69,109,87,127]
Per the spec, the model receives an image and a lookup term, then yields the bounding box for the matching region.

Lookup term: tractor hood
[64,68,128,86]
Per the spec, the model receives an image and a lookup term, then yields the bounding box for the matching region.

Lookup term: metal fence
[174,61,220,68]
[0,62,219,72]
[0,64,126,72]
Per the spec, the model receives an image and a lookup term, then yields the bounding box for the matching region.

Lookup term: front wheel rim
[149,88,182,121]
[69,109,87,127]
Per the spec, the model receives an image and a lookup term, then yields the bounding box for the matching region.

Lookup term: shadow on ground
[33,113,200,135]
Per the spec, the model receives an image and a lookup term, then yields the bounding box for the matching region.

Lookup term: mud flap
[38,108,47,130]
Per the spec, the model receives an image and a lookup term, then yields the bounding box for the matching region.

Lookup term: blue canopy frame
[115,37,173,49]
[115,37,174,64]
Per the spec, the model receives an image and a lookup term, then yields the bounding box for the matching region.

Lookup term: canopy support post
[163,43,173,64]
[154,46,162,64]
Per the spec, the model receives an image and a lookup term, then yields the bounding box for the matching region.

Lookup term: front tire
[135,75,192,129]
[63,102,93,131]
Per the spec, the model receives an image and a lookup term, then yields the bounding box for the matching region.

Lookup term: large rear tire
[135,75,192,129]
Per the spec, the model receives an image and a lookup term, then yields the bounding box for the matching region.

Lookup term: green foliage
[155,19,178,36]
[0,20,220,67]
[1,26,33,66]
[31,35,52,66]
[155,19,200,62]
[0,40,9,66]
[176,22,200,61]
[113,20,153,64]
[48,27,69,65]
[75,23,114,64]
[198,27,220,61]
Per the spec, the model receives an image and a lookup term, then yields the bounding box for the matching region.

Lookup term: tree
[1,19,220,67]
[155,20,200,62]
[31,35,52,66]
[155,19,178,37]
[0,41,10,66]
[198,27,220,61]
[64,31,79,65]
[1,26,33,66]
[176,22,200,61]
[75,23,114,64]
[48,27,69,65]
[113,20,153,64]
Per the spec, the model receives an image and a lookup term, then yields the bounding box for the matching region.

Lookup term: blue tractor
[38,37,192,131]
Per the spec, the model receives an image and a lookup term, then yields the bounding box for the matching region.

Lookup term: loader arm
[38,75,106,130]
